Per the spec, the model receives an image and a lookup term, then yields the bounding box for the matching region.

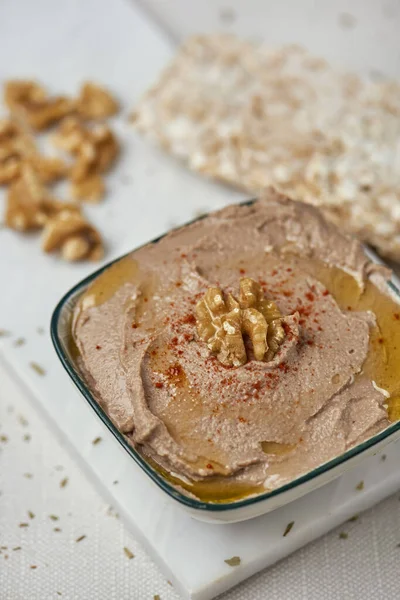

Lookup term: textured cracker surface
[132,35,400,261]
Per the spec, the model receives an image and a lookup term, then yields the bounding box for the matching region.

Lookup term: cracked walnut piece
[52,117,119,176]
[77,82,119,120]
[0,118,67,185]
[5,80,74,130]
[41,210,104,261]
[52,117,118,201]
[4,164,70,231]
[196,278,285,367]
[0,119,36,184]
[70,173,105,202]
[72,123,118,181]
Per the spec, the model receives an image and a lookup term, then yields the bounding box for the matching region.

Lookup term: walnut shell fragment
[41,210,103,261]
[77,82,119,120]
[196,277,285,367]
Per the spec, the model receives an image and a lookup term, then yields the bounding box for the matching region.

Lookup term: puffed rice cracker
[132,34,400,261]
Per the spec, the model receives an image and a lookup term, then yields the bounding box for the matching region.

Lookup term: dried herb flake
[219,7,236,23]
[13,547,21,551]
[49,515,59,521]
[23,434,31,442]
[29,362,46,376]
[338,12,357,29]
[154,596,161,600]
[381,454,387,461]
[339,532,348,539]
[92,437,102,445]
[283,521,295,536]
[14,337,26,347]
[76,535,86,543]
[30,565,37,569]
[348,515,359,523]
[19,522,29,528]
[356,481,364,491]
[53,527,61,532]
[24,473,33,479]
[0,435,8,443]
[224,556,241,567]
[28,511,35,519]
[123,547,134,559]
[0,329,11,337]
[60,477,68,488]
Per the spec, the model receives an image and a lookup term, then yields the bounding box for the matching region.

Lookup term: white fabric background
[1,1,400,598]
[1,371,400,600]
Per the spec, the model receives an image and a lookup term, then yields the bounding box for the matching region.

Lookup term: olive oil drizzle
[71,254,400,502]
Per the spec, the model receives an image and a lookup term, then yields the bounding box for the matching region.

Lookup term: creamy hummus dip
[72,190,400,501]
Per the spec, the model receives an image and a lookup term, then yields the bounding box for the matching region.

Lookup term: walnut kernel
[196,287,246,367]
[29,154,68,183]
[70,173,105,203]
[41,209,103,261]
[0,119,36,184]
[77,82,119,120]
[5,165,59,231]
[5,80,74,130]
[53,118,118,175]
[196,278,285,367]
[4,162,80,232]
[52,118,118,201]
[51,116,86,153]
[69,123,118,182]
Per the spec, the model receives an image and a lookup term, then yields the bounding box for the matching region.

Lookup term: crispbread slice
[132,34,400,261]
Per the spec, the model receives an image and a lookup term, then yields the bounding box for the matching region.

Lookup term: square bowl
[51,200,400,524]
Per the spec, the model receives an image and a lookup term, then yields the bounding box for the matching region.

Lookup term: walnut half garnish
[196,277,285,367]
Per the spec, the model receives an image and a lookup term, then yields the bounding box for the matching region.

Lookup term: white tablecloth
[1,1,400,598]
[1,367,400,599]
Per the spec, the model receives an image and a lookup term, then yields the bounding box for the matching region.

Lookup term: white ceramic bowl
[51,212,400,523]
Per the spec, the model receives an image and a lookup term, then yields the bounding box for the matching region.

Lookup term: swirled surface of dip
[72,190,400,501]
